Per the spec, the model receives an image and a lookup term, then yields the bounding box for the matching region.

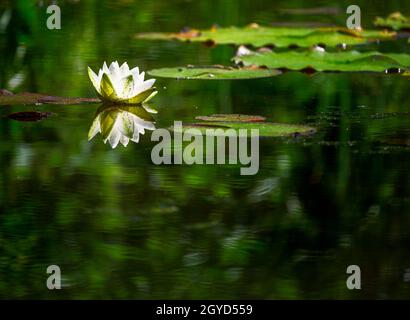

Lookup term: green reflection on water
[0,0,409,299]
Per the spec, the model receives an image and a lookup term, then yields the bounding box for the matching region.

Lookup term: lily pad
[234,50,410,73]
[374,12,410,31]
[278,7,341,15]
[136,26,396,48]
[195,114,266,122]
[0,90,100,106]
[170,118,316,138]
[147,65,281,80]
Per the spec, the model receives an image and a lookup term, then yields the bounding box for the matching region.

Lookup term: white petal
[142,104,158,114]
[130,66,140,78]
[132,118,145,141]
[109,63,122,90]
[96,68,104,84]
[132,124,141,139]
[131,132,140,143]
[120,62,130,76]
[109,61,120,73]
[88,67,101,94]
[132,71,144,88]
[117,112,134,138]
[120,135,130,147]
[107,129,121,148]
[88,67,98,82]
[103,62,109,74]
[132,114,156,131]
[118,75,135,99]
[106,115,125,148]
[133,78,155,96]
[110,75,123,96]
[144,78,155,88]
[88,114,101,140]
[137,71,145,82]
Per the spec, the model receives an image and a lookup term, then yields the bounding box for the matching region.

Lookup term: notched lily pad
[234,50,410,73]
[0,90,100,106]
[170,115,316,138]
[147,65,280,80]
[374,12,410,31]
[6,111,53,122]
[136,25,396,48]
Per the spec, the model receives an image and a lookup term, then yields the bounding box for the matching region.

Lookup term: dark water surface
[0,0,409,298]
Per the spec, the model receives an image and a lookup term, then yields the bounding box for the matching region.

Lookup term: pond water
[0,0,409,299]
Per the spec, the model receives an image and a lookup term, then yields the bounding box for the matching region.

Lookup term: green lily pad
[0,89,100,106]
[195,114,266,122]
[147,65,281,80]
[374,12,410,31]
[136,25,396,48]
[170,120,316,138]
[234,50,410,72]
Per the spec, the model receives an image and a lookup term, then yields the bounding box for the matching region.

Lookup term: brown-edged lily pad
[0,90,100,106]
[136,25,396,48]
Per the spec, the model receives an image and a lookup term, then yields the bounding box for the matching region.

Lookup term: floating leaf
[234,50,410,72]
[147,65,281,80]
[374,12,410,31]
[278,7,341,15]
[38,96,101,105]
[270,22,336,28]
[136,26,396,48]
[0,90,100,106]
[170,119,316,138]
[6,111,53,122]
[195,114,266,122]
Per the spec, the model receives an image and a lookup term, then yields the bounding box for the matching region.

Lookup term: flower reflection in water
[88,104,156,148]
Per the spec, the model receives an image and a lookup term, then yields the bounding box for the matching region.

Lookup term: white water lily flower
[88,105,156,148]
[88,61,157,104]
